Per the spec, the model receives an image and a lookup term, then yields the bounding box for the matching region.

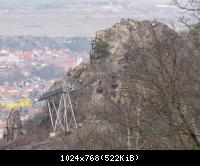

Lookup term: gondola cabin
[111,73,118,90]
[111,81,118,90]
[96,85,103,94]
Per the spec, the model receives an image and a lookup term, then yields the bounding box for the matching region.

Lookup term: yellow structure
[0,100,32,109]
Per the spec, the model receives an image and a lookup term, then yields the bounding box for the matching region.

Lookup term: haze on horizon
[0,0,171,6]
[0,0,187,37]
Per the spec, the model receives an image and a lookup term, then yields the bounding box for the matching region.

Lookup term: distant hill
[0,36,92,53]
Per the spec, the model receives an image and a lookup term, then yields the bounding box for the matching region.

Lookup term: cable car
[96,79,103,94]
[111,80,118,90]
[96,85,103,94]
[111,73,118,90]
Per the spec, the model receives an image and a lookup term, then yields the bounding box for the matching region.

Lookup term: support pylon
[36,85,77,135]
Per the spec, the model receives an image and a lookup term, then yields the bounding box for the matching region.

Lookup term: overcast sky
[0,0,172,6]
[127,0,170,5]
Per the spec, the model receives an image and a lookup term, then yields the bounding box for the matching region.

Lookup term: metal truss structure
[35,85,77,134]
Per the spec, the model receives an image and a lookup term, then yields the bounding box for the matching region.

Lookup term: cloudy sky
[0,0,171,7]
[127,0,170,5]
[0,0,188,37]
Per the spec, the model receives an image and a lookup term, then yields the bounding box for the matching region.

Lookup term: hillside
[1,19,200,150]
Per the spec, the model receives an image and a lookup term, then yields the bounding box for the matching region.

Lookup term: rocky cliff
[51,19,178,114]
[2,19,200,150]
[40,19,183,150]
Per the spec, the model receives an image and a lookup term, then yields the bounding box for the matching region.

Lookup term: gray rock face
[49,19,179,123]
[90,19,177,72]
[5,19,196,150]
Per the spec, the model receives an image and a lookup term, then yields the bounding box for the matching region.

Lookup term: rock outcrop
[50,19,178,116]
[4,19,199,150]
[4,109,23,142]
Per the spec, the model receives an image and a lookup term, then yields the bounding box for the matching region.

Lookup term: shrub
[94,39,109,58]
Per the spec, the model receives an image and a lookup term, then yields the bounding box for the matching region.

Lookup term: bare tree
[172,0,200,11]
[172,0,200,23]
